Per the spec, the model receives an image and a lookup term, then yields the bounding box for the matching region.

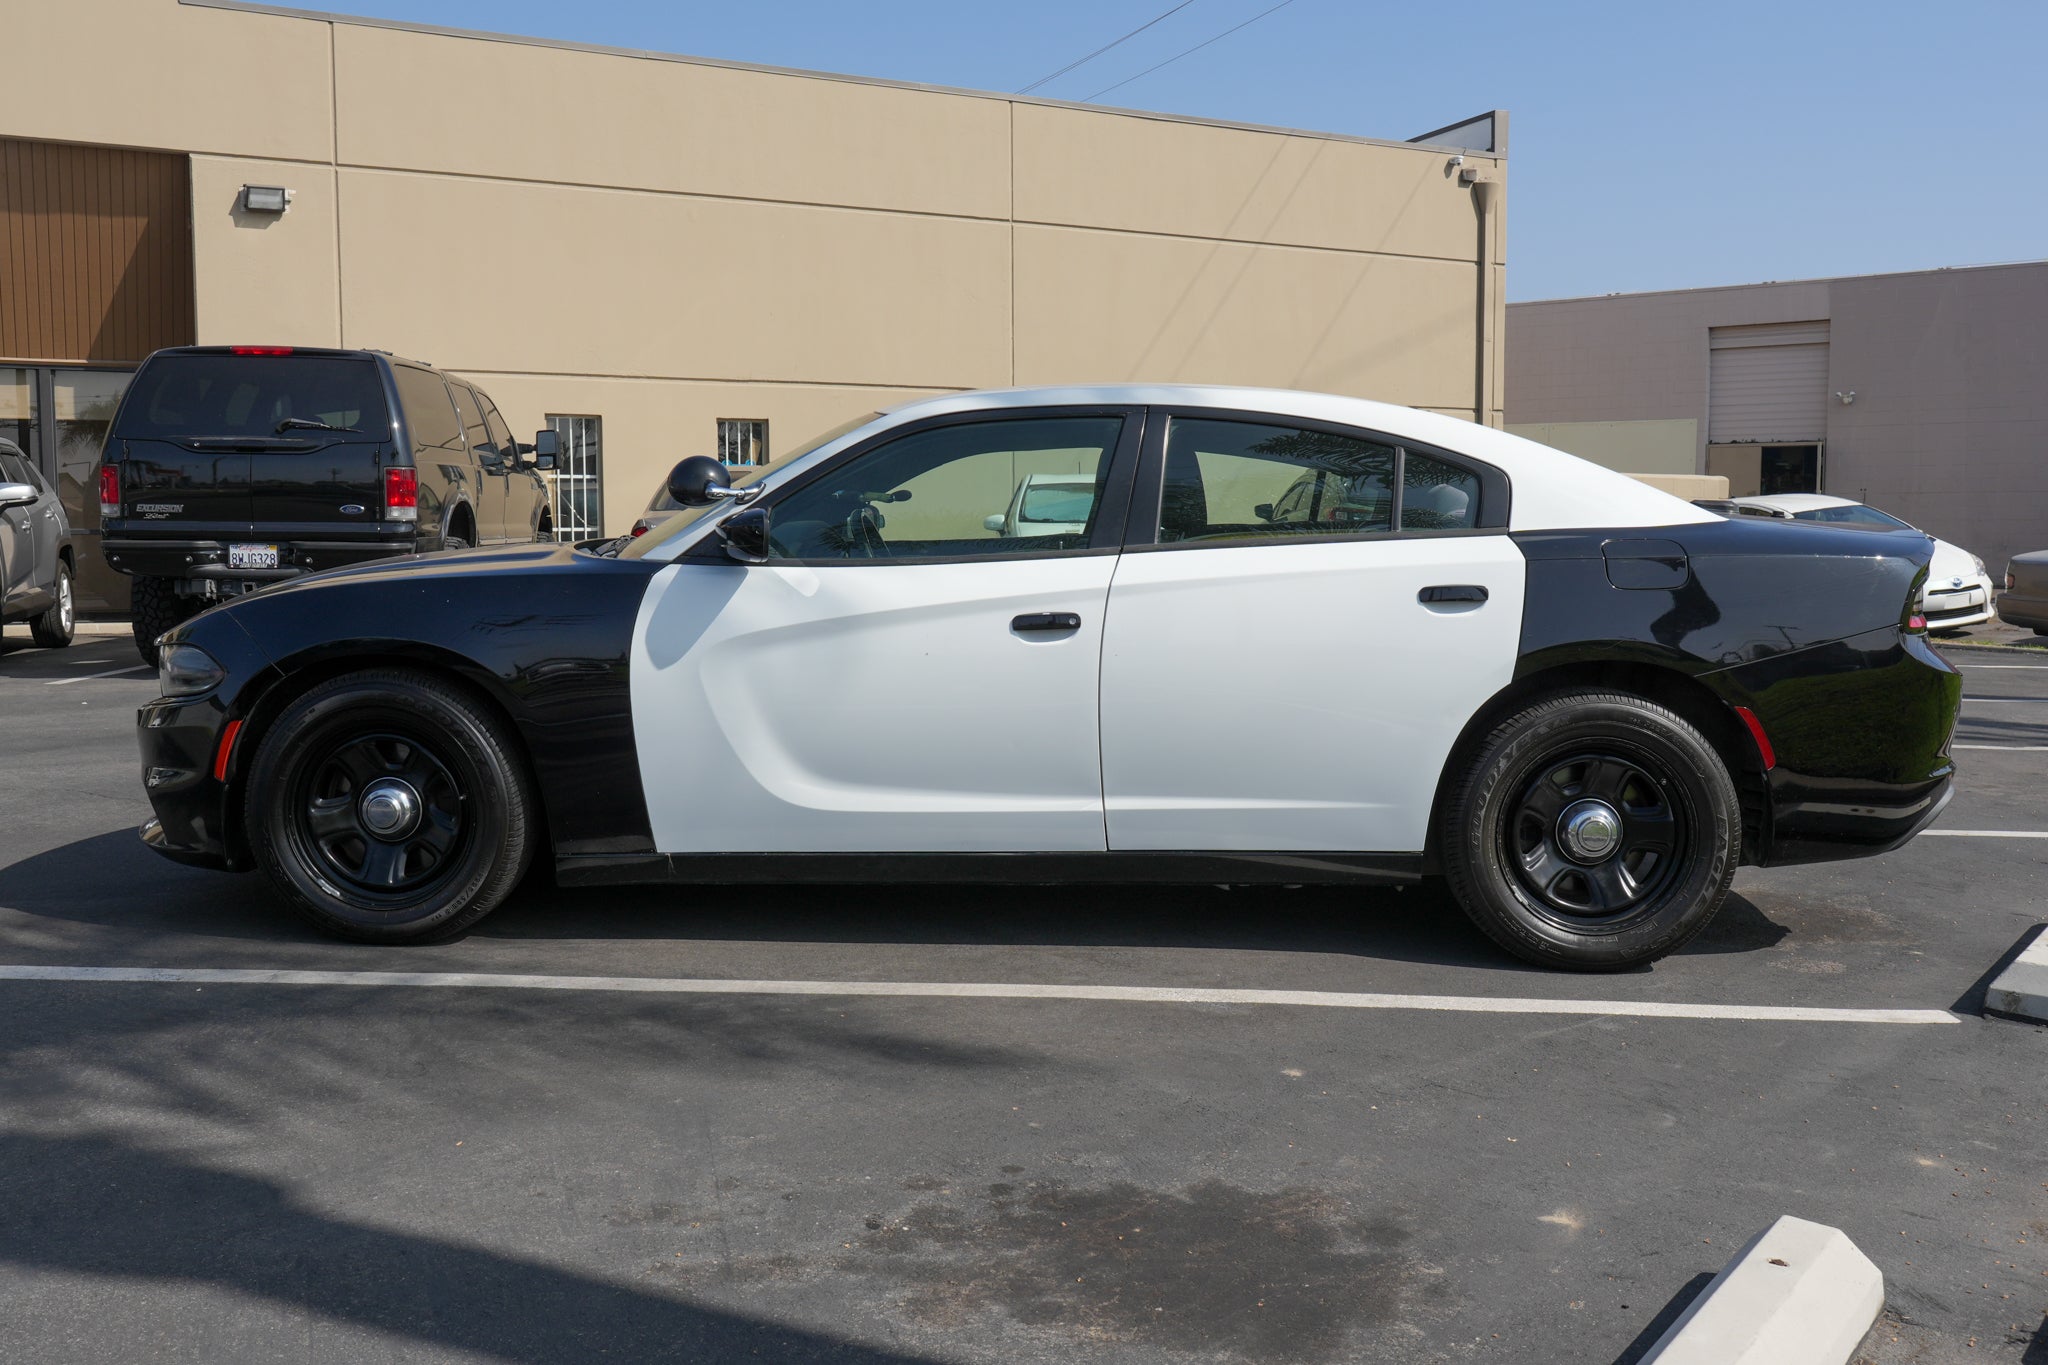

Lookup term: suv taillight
[99,464,120,518]
[385,467,418,522]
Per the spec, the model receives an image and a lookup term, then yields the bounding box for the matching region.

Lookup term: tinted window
[115,355,386,440]
[478,394,516,463]
[1401,452,1481,530]
[393,366,462,454]
[766,416,1123,561]
[1158,418,1394,543]
[449,381,494,464]
[0,453,30,486]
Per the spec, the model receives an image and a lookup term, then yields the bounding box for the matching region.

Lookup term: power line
[1083,0,1300,102]
[1016,1,1200,95]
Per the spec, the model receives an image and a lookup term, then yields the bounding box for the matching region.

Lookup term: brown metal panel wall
[0,137,194,363]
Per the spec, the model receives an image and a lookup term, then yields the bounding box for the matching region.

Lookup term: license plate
[228,543,280,570]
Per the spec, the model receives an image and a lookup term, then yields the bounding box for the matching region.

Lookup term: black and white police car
[137,386,1960,970]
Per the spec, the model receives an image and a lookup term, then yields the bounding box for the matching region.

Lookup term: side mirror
[984,512,1007,535]
[668,455,733,508]
[0,482,36,511]
[719,506,772,564]
[531,429,560,459]
[532,452,556,472]
[1254,503,1275,522]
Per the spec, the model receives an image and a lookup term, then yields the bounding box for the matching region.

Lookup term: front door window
[764,415,1124,561]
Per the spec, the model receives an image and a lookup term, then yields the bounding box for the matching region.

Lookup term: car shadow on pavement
[2,829,1799,973]
[0,1130,944,1364]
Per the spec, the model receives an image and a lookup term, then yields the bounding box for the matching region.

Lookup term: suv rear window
[114,355,388,441]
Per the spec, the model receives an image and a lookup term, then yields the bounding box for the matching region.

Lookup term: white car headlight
[158,643,225,697]
[1973,555,1987,577]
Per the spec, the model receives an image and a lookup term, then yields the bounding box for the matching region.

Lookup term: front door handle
[1012,612,1082,632]
[1418,584,1488,604]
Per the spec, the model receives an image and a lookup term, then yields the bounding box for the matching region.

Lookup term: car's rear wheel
[1439,691,1738,971]
[131,575,202,666]
[244,668,535,942]
[29,560,74,647]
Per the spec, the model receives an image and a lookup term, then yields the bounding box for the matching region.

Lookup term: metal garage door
[1708,321,1830,443]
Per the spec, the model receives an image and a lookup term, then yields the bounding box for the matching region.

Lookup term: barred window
[545,414,602,541]
[717,418,768,467]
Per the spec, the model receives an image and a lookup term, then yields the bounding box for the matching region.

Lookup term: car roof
[1728,494,1859,513]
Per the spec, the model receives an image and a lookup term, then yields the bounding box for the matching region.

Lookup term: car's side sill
[555,850,1427,888]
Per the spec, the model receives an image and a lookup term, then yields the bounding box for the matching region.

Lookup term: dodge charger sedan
[137,386,1961,970]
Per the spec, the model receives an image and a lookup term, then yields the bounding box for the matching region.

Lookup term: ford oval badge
[340,504,366,515]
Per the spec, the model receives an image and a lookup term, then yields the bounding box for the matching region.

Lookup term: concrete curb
[1640,1215,1883,1364]
[1986,926,2048,1024]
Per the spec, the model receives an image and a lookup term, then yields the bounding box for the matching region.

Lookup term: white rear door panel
[1100,535,1526,852]
[632,557,1115,853]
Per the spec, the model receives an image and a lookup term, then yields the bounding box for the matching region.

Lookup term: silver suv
[0,439,76,648]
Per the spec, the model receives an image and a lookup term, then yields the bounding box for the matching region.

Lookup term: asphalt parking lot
[1,627,2042,1364]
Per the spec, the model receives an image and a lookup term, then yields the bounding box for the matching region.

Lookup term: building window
[545,414,602,541]
[718,418,768,467]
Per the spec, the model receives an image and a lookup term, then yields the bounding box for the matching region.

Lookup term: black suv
[98,347,560,662]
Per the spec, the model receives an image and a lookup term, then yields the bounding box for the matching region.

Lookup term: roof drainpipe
[1459,163,1502,429]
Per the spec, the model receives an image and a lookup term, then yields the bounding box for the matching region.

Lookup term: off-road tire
[130,575,200,667]
[244,668,536,943]
[28,560,74,648]
[1439,690,1739,971]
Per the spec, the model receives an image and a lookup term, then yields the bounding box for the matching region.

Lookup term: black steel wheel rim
[291,730,469,903]
[1502,747,1687,930]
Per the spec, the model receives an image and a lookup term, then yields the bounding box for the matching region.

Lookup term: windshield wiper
[275,417,360,435]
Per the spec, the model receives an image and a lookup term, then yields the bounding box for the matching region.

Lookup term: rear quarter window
[114,356,387,440]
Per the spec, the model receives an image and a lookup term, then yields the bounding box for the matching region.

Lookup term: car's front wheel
[1439,691,1738,971]
[244,668,536,942]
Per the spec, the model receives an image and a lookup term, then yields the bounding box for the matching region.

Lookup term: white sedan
[1728,494,1996,630]
[139,386,1962,971]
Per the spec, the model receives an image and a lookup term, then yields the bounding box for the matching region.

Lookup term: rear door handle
[1418,584,1488,604]
[1012,612,1082,632]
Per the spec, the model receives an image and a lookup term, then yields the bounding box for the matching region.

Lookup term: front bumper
[137,690,247,872]
[1921,575,1996,629]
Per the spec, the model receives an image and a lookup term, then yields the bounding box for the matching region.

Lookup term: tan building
[1,0,1507,611]
[1507,261,2048,574]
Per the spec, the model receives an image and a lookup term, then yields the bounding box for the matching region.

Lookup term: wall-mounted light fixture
[1835,390,1857,405]
[240,184,291,215]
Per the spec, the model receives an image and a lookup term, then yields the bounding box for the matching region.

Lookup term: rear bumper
[1714,625,1962,868]
[103,534,418,581]
[1997,590,2048,632]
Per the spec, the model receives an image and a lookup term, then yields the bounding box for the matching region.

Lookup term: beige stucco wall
[1,0,1506,536]
[1506,419,1699,476]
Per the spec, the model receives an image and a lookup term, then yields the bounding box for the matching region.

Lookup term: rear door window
[1156,418,1395,543]
[393,366,463,456]
[115,355,386,440]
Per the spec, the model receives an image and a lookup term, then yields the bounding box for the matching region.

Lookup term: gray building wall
[1507,262,2048,575]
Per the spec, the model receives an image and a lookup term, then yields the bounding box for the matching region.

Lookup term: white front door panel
[1100,536,1526,852]
[633,557,1115,853]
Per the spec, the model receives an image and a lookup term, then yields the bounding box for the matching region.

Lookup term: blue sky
[319,0,2047,301]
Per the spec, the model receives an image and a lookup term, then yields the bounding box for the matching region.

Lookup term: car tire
[130,575,200,667]
[1439,691,1738,971]
[244,668,536,943]
[443,535,469,551]
[28,560,74,648]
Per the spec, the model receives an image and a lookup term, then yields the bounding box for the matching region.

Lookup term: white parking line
[1958,664,2048,669]
[1962,696,2048,703]
[1953,744,2048,751]
[1922,829,2048,839]
[43,666,151,685]
[0,964,1959,1024]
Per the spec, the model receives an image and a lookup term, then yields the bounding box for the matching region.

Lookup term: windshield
[618,412,882,559]
[116,355,387,441]
[1789,503,1913,531]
